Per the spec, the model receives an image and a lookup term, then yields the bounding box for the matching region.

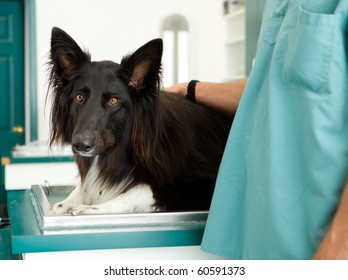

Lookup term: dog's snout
[72,135,95,156]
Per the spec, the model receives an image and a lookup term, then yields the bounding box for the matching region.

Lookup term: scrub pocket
[282,6,338,93]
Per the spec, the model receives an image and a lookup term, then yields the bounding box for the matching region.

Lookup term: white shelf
[223,4,246,81]
[225,36,245,45]
[224,7,245,19]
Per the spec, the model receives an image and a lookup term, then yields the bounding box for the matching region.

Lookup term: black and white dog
[48,27,233,214]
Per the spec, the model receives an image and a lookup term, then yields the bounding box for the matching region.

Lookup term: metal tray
[30,184,208,234]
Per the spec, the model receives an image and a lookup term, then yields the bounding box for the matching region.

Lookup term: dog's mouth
[73,148,97,157]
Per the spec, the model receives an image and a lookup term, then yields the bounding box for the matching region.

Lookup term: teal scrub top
[201,0,348,260]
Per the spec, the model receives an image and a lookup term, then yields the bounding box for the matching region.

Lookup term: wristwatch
[186,80,200,102]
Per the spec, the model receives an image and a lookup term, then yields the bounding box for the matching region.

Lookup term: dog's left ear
[119,39,163,90]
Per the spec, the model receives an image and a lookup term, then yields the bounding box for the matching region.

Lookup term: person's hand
[313,184,348,260]
[165,82,188,97]
[313,226,348,259]
[166,80,245,114]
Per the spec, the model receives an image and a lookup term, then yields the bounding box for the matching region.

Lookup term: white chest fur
[52,157,157,215]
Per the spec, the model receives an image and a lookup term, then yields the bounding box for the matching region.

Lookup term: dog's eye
[108,97,119,107]
[75,93,84,104]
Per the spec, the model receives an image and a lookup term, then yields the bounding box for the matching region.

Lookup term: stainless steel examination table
[7,184,210,259]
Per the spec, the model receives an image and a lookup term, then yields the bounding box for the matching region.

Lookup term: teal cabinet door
[0,0,25,155]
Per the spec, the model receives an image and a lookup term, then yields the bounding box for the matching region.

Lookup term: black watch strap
[186,80,200,102]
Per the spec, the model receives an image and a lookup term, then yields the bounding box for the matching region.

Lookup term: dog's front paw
[70,205,100,216]
[52,200,75,215]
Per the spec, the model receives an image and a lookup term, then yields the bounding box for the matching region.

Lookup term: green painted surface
[0,228,21,260]
[8,156,75,164]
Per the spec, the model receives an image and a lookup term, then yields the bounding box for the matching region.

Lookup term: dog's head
[48,27,163,157]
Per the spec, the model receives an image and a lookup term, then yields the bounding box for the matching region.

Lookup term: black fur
[48,27,233,211]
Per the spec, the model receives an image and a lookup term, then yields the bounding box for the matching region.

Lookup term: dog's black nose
[72,141,94,153]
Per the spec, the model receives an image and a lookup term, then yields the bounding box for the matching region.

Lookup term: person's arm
[313,181,348,259]
[166,80,246,115]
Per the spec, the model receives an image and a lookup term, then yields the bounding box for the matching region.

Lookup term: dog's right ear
[50,27,90,80]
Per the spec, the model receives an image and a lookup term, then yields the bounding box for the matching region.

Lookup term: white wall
[35,0,224,141]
